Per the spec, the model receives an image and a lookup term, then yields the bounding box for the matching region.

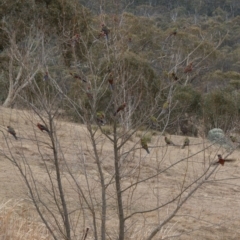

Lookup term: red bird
[71,34,80,46]
[72,34,80,41]
[213,154,236,166]
[70,72,87,83]
[108,73,114,90]
[114,103,126,116]
[86,86,93,100]
[184,62,193,73]
[37,123,50,133]
[7,126,17,140]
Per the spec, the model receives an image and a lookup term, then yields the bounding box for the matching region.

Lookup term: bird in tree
[181,137,190,149]
[7,126,17,140]
[230,135,237,143]
[163,101,169,109]
[43,72,49,81]
[213,154,236,166]
[101,24,110,40]
[127,37,133,48]
[184,62,193,73]
[169,29,177,37]
[164,136,175,146]
[141,138,150,154]
[171,72,178,81]
[108,73,114,90]
[150,116,158,128]
[114,103,126,116]
[159,101,169,116]
[70,72,87,83]
[86,86,93,100]
[73,34,80,40]
[37,123,50,133]
[96,111,105,125]
[71,34,80,46]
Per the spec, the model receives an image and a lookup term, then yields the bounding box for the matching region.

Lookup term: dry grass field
[1,106,240,239]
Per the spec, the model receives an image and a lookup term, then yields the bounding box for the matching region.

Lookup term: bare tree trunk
[88,126,106,240]
[113,121,125,240]
[2,56,15,108]
[48,116,71,240]
[2,92,15,107]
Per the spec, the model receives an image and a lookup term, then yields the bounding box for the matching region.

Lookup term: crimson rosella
[114,103,126,116]
[213,154,236,166]
[184,62,193,73]
[37,123,50,133]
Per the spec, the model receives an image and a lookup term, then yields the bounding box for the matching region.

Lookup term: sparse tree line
[1,0,240,134]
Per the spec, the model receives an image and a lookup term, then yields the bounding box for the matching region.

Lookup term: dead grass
[0,199,51,240]
[1,106,240,239]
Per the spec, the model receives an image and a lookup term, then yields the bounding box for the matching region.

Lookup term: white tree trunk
[2,91,15,107]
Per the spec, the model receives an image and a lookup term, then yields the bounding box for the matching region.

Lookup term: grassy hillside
[1,106,240,239]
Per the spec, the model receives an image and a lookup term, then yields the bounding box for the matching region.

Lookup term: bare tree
[1,21,44,107]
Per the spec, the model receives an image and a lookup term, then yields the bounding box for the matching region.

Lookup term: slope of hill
[1,106,240,239]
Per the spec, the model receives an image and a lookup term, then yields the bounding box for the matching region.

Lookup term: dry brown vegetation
[0,199,51,240]
[1,106,240,239]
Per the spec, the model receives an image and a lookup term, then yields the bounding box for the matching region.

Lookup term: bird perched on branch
[171,72,178,81]
[127,37,133,48]
[72,34,80,40]
[71,34,80,46]
[96,111,105,125]
[86,86,93,100]
[159,101,169,116]
[108,73,114,90]
[230,135,237,143]
[141,138,150,154]
[114,103,126,116]
[37,123,50,133]
[184,62,193,73]
[7,126,17,140]
[169,29,177,37]
[43,72,48,81]
[150,116,158,128]
[70,72,87,83]
[213,154,236,166]
[164,136,175,146]
[101,24,110,40]
[181,137,189,149]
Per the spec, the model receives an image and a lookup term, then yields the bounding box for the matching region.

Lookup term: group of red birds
[7,123,50,141]
[6,27,232,169]
[6,124,234,166]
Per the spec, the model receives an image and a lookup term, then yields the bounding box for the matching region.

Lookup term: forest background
[1,0,240,240]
